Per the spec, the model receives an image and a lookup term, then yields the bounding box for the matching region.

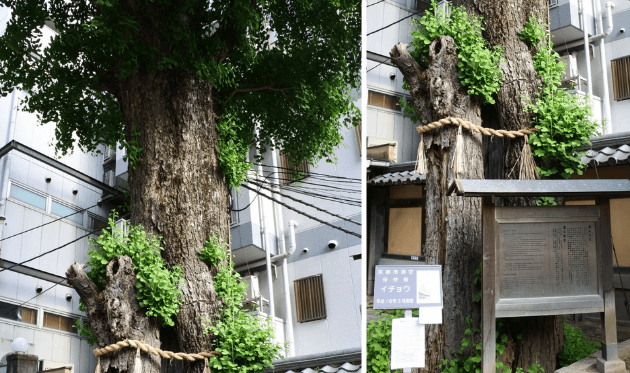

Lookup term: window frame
[7,180,88,229]
[0,299,39,326]
[7,181,48,213]
[383,187,426,261]
[50,198,84,226]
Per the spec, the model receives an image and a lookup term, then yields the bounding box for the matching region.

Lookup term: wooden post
[481,196,496,373]
[596,198,626,373]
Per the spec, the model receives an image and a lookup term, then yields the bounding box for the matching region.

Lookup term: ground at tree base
[556,316,630,372]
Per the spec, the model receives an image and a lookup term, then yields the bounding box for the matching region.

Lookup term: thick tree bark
[67,257,161,373]
[118,68,228,373]
[391,1,566,370]
[391,36,484,372]
[458,1,565,370]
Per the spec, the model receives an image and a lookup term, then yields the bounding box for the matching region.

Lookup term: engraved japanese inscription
[498,220,597,300]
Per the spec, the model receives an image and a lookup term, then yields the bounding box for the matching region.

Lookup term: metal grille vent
[548,0,558,8]
[612,56,630,101]
[294,274,327,323]
[280,152,309,185]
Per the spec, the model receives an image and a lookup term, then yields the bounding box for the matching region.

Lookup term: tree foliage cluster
[84,213,183,327]
[0,0,361,186]
[199,235,283,373]
[520,17,600,179]
[407,0,504,105]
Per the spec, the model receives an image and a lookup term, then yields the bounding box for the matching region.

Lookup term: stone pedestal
[596,357,627,373]
[6,353,38,373]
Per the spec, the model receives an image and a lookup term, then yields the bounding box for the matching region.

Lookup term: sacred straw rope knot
[93,339,219,361]
[416,117,537,138]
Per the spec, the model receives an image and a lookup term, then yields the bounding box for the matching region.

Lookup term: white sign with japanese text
[390,317,425,369]
[373,265,442,309]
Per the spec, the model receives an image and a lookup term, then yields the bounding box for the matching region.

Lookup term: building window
[89,213,108,233]
[612,56,630,101]
[368,90,401,112]
[294,274,327,323]
[279,152,310,185]
[43,312,78,334]
[0,301,37,325]
[8,181,88,228]
[51,200,83,226]
[9,184,47,211]
[386,185,425,259]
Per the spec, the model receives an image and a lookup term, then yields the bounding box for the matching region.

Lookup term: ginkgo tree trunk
[390,1,564,371]
[0,1,360,372]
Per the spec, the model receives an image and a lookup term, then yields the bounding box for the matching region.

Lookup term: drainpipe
[255,128,275,318]
[271,148,295,357]
[282,220,297,357]
[596,1,615,134]
[0,90,18,224]
[580,0,593,97]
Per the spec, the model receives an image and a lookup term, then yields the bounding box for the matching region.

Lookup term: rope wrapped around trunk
[416,117,537,138]
[93,339,219,361]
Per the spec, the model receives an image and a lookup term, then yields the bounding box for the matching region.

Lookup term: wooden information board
[494,206,602,317]
[449,179,630,373]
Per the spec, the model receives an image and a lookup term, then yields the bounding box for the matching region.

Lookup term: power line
[230,172,276,212]
[367,59,390,73]
[281,187,361,206]
[258,176,361,193]
[247,181,361,225]
[367,0,385,7]
[0,278,66,318]
[367,9,423,36]
[253,163,361,182]
[240,184,361,238]
[0,228,101,274]
[1,203,100,242]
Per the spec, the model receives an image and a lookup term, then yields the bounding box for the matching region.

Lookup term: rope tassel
[519,135,540,180]
[94,357,101,373]
[133,348,142,373]
[415,133,427,174]
[451,126,464,175]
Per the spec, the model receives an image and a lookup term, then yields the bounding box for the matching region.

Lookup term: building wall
[0,13,108,366]
[366,0,422,164]
[236,123,362,357]
[0,91,107,370]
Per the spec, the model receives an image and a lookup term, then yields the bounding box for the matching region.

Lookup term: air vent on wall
[102,146,115,164]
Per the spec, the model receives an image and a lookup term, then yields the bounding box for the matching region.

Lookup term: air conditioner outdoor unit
[242,275,261,302]
[102,146,115,164]
[559,54,587,90]
[103,170,115,187]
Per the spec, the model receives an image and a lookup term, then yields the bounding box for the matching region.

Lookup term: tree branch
[224,83,293,104]
[66,263,111,347]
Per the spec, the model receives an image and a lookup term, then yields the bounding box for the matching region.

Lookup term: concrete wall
[0,13,107,368]
[241,123,362,356]
[366,0,421,164]
[0,93,106,372]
